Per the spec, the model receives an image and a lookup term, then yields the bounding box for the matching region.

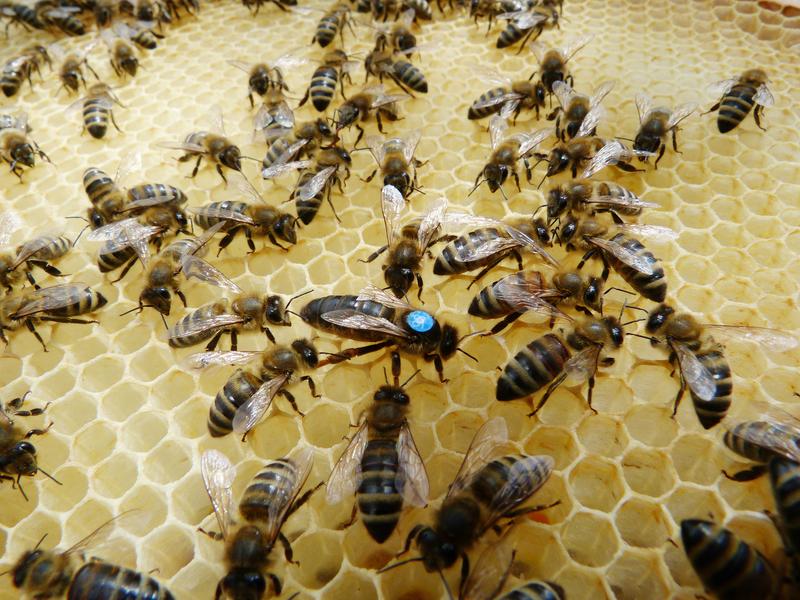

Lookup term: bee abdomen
[193,201,247,230]
[470,454,552,506]
[68,561,174,600]
[404,0,431,19]
[605,234,666,302]
[722,421,782,463]
[309,66,338,112]
[434,228,504,275]
[29,235,72,261]
[688,349,732,430]
[496,22,525,49]
[128,183,187,206]
[498,580,563,600]
[718,84,756,134]
[769,458,800,554]
[83,98,111,139]
[392,61,427,94]
[169,304,227,348]
[294,171,323,225]
[208,369,260,437]
[468,87,507,120]
[315,14,341,47]
[83,168,117,204]
[264,136,294,168]
[469,279,513,318]
[240,459,299,523]
[496,333,569,401]
[46,286,106,317]
[0,67,23,97]
[358,438,402,543]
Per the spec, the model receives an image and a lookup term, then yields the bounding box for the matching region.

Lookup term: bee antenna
[71,222,90,246]
[400,369,421,388]
[37,467,61,485]
[457,347,479,364]
[239,155,263,163]
[458,330,486,345]
[15,476,28,501]
[628,332,659,344]
[383,366,389,384]
[376,556,423,574]
[285,289,314,308]
[285,309,302,320]
[498,184,509,202]
[537,172,548,189]
[467,178,484,198]
[532,204,547,218]
[622,318,645,327]
[119,304,145,317]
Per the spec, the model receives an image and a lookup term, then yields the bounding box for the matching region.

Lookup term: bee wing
[100,27,119,48]
[396,424,429,507]
[398,7,415,26]
[356,284,413,310]
[87,218,159,264]
[483,454,554,529]
[443,211,501,231]
[274,101,296,130]
[472,91,519,112]
[381,184,406,247]
[231,374,289,436]
[667,102,698,129]
[12,284,88,318]
[326,422,368,504]
[635,92,654,124]
[551,80,577,110]
[372,92,410,109]
[181,350,261,370]
[11,233,71,269]
[227,59,253,74]
[298,165,336,200]
[365,134,387,165]
[672,341,717,401]
[590,193,659,212]
[754,83,775,107]
[516,127,554,156]
[564,345,601,384]
[581,139,628,179]
[724,409,800,464]
[707,77,738,97]
[180,255,242,293]
[509,10,546,28]
[586,235,657,275]
[229,172,262,203]
[417,197,447,250]
[321,309,410,339]
[489,115,509,150]
[474,67,512,90]
[446,417,509,499]
[167,312,245,341]
[616,223,677,242]
[189,205,255,225]
[62,512,140,558]
[200,449,236,540]
[262,159,313,180]
[206,104,227,136]
[263,446,315,542]
[155,139,207,154]
[505,224,559,266]
[273,50,309,71]
[702,325,798,353]
[0,210,22,247]
[462,541,514,600]
[561,33,594,63]
[114,149,142,186]
[590,80,616,108]
[576,105,606,139]
[493,274,569,320]
[498,98,522,121]
[450,235,521,264]
[253,104,276,131]
[265,140,310,173]
[401,129,421,164]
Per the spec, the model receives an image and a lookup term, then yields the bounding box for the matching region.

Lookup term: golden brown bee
[365,45,428,96]
[364,130,423,199]
[253,88,295,140]
[532,34,592,95]
[201,447,317,599]
[35,1,85,35]
[167,109,244,184]
[535,137,645,183]
[547,79,614,141]
[632,93,697,167]
[496,4,558,53]
[53,42,99,94]
[333,84,408,145]
[261,118,335,172]
[721,408,800,482]
[1,45,50,97]
[0,393,59,500]
[707,69,774,133]
[119,0,170,23]
[543,178,656,225]
[120,20,166,50]
[228,52,305,108]
[0,113,51,180]
[280,145,352,226]
[102,29,140,78]
[1,3,46,33]
[299,49,357,113]
[8,232,73,288]
[313,3,351,47]
[467,73,545,122]
[374,8,417,54]
[70,82,125,140]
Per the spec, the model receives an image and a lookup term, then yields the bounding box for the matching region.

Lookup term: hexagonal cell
[121,412,168,453]
[40,466,88,513]
[623,402,679,448]
[142,440,192,484]
[301,403,351,448]
[622,447,676,497]
[289,530,343,590]
[80,356,126,393]
[378,564,443,600]
[666,485,727,526]
[557,564,612,600]
[119,485,168,536]
[507,523,569,579]
[523,426,579,470]
[615,498,672,548]
[607,550,672,600]
[569,456,624,512]
[93,454,138,499]
[72,421,117,466]
[670,434,724,484]
[561,512,620,568]
[142,525,195,579]
[576,414,629,458]
[100,381,148,421]
[323,570,379,600]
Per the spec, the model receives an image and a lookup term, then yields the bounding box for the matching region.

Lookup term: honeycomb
[1,0,800,598]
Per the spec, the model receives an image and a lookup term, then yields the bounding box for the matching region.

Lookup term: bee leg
[229,329,238,351]
[318,340,393,367]
[671,376,686,418]
[30,260,64,278]
[703,100,722,115]
[276,531,299,565]
[653,143,666,168]
[216,164,228,185]
[216,228,238,257]
[362,169,377,183]
[278,389,304,416]
[528,372,567,417]
[502,500,560,519]
[24,320,47,352]
[399,524,425,556]
[300,375,320,398]
[360,245,389,263]
[205,330,224,351]
[467,254,511,290]
[354,124,365,147]
[111,256,138,283]
[585,375,598,414]
[176,290,187,308]
[457,553,471,598]
[325,187,342,223]
[514,27,537,55]
[671,129,682,154]
[298,88,310,107]
[487,312,523,336]
[197,527,223,541]
[109,109,122,133]
[243,228,257,253]
[754,104,767,131]
[721,465,767,482]
[523,157,532,183]
[190,155,203,178]
[267,574,283,597]
[415,273,424,303]
[23,423,52,439]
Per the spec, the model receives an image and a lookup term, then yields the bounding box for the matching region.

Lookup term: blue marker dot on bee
[406,310,435,333]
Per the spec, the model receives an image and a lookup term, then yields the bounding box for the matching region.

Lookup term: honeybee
[283,145,352,225]
[721,408,800,482]
[168,290,310,350]
[327,351,428,543]
[260,118,335,172]
[116,21,165,50]
[89,0,117,28]
[467,71,544,122]
[473,117,552,197]
[333,84,408,145]
[1,45,50,98]
[69,82,124,139]
[364,130,423,199]
[632,93,697,167]
[0,393,59,500]
[299,49,357,113]
[125,180,188,213]
[536,137,644,183]
[374,8,417,55]
[365,46,428,96]
[370,0,430,22]
[52,42,99,94]
[201,447,316,599]
[531,35,592,95]
[191,174,298,253]
[547,80,614,141]
[0,113,51,180]
[768,457,800,578]
[313,3,351,47]
[10,515,176,599]
[228,52,306,108]
[707,69,774,133]
[83,150,141,229]
[0,283,107,352]
[300,285,467,382]
[0,220,74,289]
[186,338,320,437]
[681,519,777,599]
[644,304,797,429]
[495,4,558,53]
[543,179,657,226]
[101,28,140,79]
[363,185,448,300]
[253,88,295,141]
[380,418,555,596]
[1,3,46,32]
[119,0,170,23]
[35,1,85,35]
[241,0,296,15]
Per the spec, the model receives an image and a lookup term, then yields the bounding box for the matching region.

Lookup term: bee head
[315,118,334,140]
[583,276,603,312]
[383,265,414,299]
[546,147,571,176]
[558,217,578,246]
[374,384,410,406]
[383,173,410,197]
[483,163,508,192]
[264,294,289,326]
[2,441,38,476]
[565,120,581,139]
[87,208,107,229]
[219,144,242,172]
[62,70,80,92]
[272,213,297,244]
[416,527,457,572]
[334,104,358,131]
[11,142,35,168]
[546,186,569,221]
[603,316,625,348]
[140,286,172,315]
[121,56,138,77]
[645,303,674,335]
[291,338,319,368]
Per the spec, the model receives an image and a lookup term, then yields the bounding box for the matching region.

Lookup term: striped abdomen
[83,167,125,214]
[208,369,260,437]
[240,457,302,524]
[769,458,800,555]
[264,134,296,169]
[468,87,509,120]
[723,421,793,464]
[468,454,553,511]
[168,302,228,348]
[358,437,402,543]
[434,227,510,275]
[131,30,159,50]
[468,272,540,318]
[83,97,112,139]
[68,561,174,600]
[21,235,71,262]
[314,12,342,47]
[603,233,666,302]
[294,170,325,225]
[308,65,338,112]
[496,22,528,49]
[0,62,25,97]
[98,242,135,272]
[300,295,396,343]
[193,201,248,230]
[392,61,427,93]
[717,83,756,134]
[680,519,774,599]
[128,184,187,207]
[45,286,106,317]
[688,349,731,430]
[404,0,431,19]
[498,581,563,600]
[595,183,642,216]
[496,333,569,401]
[49,14,85,36]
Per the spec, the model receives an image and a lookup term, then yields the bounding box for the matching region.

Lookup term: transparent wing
[396,424,429,507]
[365,134,387,165]
[398,7,415,27]
[229,172,262,204]
[564,345,601,385]
[181,350,261,370]
[62,512,139,558]
[447,417,508,499]
[417,198,447,250]
[254,104,276,131]
[587,235,657,275]
[452,235,522,263]
[0,211,22,247]
[551,80,578,110]
[616,223,678,242]
[673,341,717,401]
[667,102,698,129]
[590,193,658,212]
[262,445,315,542]
[381,184,406,247]
[516,127,554,156]
[590,80,616,108]
[472,92,520,111]
[371,92,410,109]
[326,422,368,504]
[484,454,554,527]
[443,211,502,231]
[180,255,242,293]
[498,98,522,120]
[724,409,800,464]
[227,59,252,74]
[271,101,295,130]
[581,139,628,179]
[400,129,421,163]
[561,33,594,62]
[493,273,568,319]
[298,166,336,200]
[206,104,226,135]
[489,115,508,150]
[357,284,413,310]
[321,309,410,338]
[155,139,207,154]
[262,159,312,180]
[505,224,559,266]
[115,149,142,186]
[86,218,159,250]
[474,67,512,89]
[635,92,655,124]
[200,449,236,540]
[231,373,289,436]
[167,312,245,341]
[462,541,514,600]
[707,77,738,97]
[702,325,798,353]
[507,10,546,28]
[12,234,71,268]
[263,140,309,173]
[12,284,91,318]
[272,51,309,72]
[189,205,255,225]
[576,105,606,138]
[754,83,775,107]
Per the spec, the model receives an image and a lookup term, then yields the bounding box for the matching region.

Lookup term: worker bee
[126,180,188,213]
[680,519,777,599]
[364,130,423,199]
[10,515,176,599]
[374,8,417,55]
[473,117,552,197]
[536,137,645,183]
[253,88,295,141]
[495,4,558,53]
[544,179,656,227]
[327,351,428,543]
[0,283,107,352]
[721,408,800,482]
[363,185,448,300]
[300,285,468,382]
[332,84,408,146]
[35,1,85,35]
[632,93,697,167]
[201,447,316,599]
[119,0,170,23]
[707,69,774,133]
[768,457,800,579]
[191,174,298,253]
[644,304,797,429]
[299,49,357,113]
[548,80,615,141]
[83,150,141,229]
[0,393,59,500]
[241,0,296,15]
[89,0,117,28]
[434,211,558,286]
[380,418,555,597]
[1,3,45,32]
[69,82,124,139]
[313,3,352,47]
[1,45,50,98]
[531,35,592,95]
[102,29,140,78]
[2,224,74,289]
[260,118,335,173]
[467,72,545,122]
[365,46,428,96]
[185,338,320,437]
[228,52,306,108]
[117,21,165,50]
[497,313,626,415]
[52,42,99,94]
[168,290,310,351]
[0,113,51,180]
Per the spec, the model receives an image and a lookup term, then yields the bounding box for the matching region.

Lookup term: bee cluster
[0,0,799,599]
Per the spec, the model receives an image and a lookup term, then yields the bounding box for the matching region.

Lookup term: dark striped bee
[260,118,335,173]
[0,283,107,352]
[363,185,448,300]
[186,338,320,437]
[365,46,428,96]
[632,93,697,167]
[102,29,140,79]
[364,130,423,199]
[0,3,45,32]
[370,0,430,22]
[0,393,59,500]
[298,49,357,113]
[35,1,85,35]
[119,0,170,23]
[82,151,141,229]
[0,113,51,180]
[117,21,166,50]
[548,80,614,141]
[381,418,555,597]
[312,3,351,48]
[10,515,175,599]
[644,304,797,429]
[473,117,552,197]
[707,69,774,134]
[327,352,428,543]
[531,35,592,95]
[167,290,309,351]
[1,45,50,98]
[543,178,656,226]
[535,137,645,183]
[680,519,777,599]
[228,53,305,108]
[253,88,295,141]
[373,8,417,55]
[333,84,408,145]
[495,4,558,53]
[722,409,800,482]
[467,71,545,122]
[89,0,117,28]
[768,457,800,579]
[300,285,467,382]
[69,82,124,139]
[52,42,99,94]
[497,313,626,415]
[201,447,316,600]
[6,232,73,289]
